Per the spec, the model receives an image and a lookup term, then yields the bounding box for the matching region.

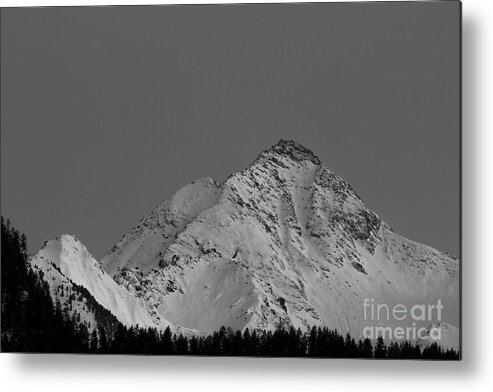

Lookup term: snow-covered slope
[417,322,460,350]
[30,235,164,329]
[98,139,459,347]
[102,177,221,277]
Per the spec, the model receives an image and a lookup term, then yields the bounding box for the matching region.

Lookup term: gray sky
[1,2,460,258]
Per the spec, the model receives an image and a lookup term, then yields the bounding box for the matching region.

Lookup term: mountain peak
[58,234,81,244]
[257,139,322,165]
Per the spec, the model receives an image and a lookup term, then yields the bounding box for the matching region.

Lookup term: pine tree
[374,336,387,358]
[358,338,374,358]
[90,329,99,353]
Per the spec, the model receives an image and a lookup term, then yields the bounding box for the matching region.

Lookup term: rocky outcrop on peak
[255,139,322,166]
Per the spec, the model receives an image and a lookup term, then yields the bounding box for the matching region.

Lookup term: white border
[0,0,455,7]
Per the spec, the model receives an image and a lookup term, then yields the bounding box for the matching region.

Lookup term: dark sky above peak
[1,2,460,258]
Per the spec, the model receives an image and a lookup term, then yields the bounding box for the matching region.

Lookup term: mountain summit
[31,140,459,347]
[256,139,322,165]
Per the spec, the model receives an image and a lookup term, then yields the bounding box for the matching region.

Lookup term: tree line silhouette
[1,217,459,359]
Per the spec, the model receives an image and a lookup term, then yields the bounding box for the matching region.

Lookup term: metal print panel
[0,1,461,359]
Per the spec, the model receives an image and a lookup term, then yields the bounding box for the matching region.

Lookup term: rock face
[95,139,459,344]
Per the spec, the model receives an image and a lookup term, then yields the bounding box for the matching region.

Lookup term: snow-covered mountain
[30,140,459,348]
[98,139,459,345]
